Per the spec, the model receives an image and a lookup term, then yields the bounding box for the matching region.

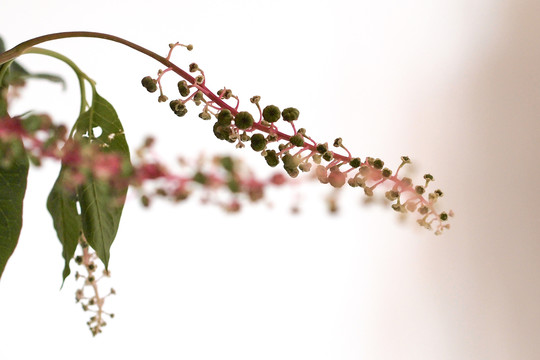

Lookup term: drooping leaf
[74,91,131,269]
[47,168,82,283]
[0,151,29,280]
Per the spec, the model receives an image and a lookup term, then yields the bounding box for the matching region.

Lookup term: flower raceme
[0,32,453,337]
[140,43,453,235]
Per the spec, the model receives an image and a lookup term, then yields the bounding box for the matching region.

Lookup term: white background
[1,0,539,359]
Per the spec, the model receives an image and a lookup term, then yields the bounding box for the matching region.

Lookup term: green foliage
[0,152,29,279]
[47,90,131,273]
[47,169,82,283]
[72,91,131,269]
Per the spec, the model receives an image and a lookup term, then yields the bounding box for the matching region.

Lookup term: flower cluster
[74,236,115,337]
[130,136,294,212]
[141,44,453,234]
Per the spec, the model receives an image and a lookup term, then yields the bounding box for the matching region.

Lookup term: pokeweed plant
[0,32,452,336]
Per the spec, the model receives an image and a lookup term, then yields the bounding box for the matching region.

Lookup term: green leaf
[47,168,82,283]
[75,91,131,269]
[0,151,29,280]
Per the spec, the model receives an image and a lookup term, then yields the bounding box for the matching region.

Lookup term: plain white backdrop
[1,0,539,359]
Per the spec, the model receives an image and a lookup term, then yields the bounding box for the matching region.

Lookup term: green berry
[217,109,233,125]
[316,143,328,154]
[262,105,281,122]
[264,150,279,167]
[282,153,297,169]
[220,156,234,172]
[289,134,304,147]
[141,195,150,207]
[193,172,207,184]
[170,100,188,117]
[382,168,392,178]
[373,158,384,169]
[250,133,267,152]
[141,76,157,93]
[227,178,241,193]
[440,212,448,221]
[285,167,300,178]
[415,185,425,195]
[282,107,299,121]
[194,91,204,102]
[213,122,233,141]
[177,80,190,97]
[235,111,254,130]
[322,151,334,162]
[199,112,212,120]
[189,63,199,72]
[349,158,361,168]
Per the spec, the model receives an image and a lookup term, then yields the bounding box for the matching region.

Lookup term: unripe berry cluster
[131,137,294,212]
[140,43,452,234]
[74,237,115,336]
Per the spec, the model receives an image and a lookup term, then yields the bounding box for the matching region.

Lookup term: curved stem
[0,32,194,86]
[0,32,349,162]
